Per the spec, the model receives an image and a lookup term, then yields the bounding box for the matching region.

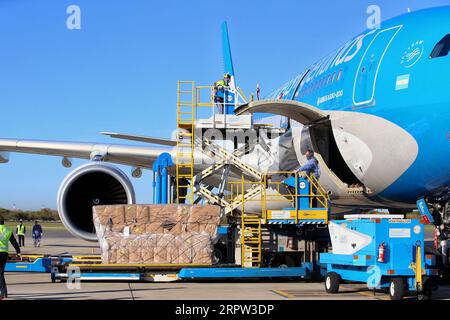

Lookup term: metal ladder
[241,213,262,268]
[176,81,195,204]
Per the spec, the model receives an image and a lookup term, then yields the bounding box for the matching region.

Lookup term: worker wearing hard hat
[0,215,21,299]
[16,219,26,247]
[213,73,231,114]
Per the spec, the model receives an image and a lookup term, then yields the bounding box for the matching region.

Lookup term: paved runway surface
[4,223,450,300]
[5,272,450,300]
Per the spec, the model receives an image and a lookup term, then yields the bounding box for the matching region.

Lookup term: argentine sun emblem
[400,40,424,68]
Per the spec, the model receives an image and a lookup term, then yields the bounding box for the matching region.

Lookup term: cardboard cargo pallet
[93,204,221,265]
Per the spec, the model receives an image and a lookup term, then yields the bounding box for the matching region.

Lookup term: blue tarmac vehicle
[320,217,439,300]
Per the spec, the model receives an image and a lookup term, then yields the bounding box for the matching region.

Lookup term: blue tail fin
[221,22,236,89]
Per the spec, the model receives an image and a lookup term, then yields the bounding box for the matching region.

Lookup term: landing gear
[430,200,450,264]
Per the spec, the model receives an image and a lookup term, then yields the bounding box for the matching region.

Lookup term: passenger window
[430,34,450,58]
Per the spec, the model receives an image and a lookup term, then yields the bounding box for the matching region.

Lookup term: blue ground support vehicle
[320,217,439,300]
[6,254,80,273]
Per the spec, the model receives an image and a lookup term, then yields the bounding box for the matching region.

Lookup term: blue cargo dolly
[178,264,314,279]
[320,217,439,300]
[6,254,95,273]
[5,255,53,273]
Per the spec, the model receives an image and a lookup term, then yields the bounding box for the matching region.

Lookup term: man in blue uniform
[32,220,43,247]
[299,149,320,179]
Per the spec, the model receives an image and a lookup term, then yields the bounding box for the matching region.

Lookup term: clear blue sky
[0,0,448,210]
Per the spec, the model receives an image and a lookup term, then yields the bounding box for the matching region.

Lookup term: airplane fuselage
[267,6,450,208]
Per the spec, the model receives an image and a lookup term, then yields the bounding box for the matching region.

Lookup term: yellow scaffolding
[228,171,329,223]
[176,81,195,204]
[227,171,330,268]
[240,176,262,268]
[174,81,249,205]
[261,172,329,223]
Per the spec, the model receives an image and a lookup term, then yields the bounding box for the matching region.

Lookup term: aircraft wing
[0,138,173,168]
[101,132,177,146]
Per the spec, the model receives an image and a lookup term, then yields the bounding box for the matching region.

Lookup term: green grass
[5,221,67,232]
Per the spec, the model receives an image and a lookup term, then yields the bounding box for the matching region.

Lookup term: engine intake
[57,163,135,241]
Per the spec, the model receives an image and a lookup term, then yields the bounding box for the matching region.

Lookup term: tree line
[0,208,60,221]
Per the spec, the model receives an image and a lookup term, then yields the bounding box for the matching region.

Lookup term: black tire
[418,278,434,300]
[418,292,432,301]
[389,278,405,300]
[278,256,296,268]
[213,244,227,264]
[325,272,340,293]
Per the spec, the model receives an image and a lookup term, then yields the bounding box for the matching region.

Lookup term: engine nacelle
[57,162,135,241]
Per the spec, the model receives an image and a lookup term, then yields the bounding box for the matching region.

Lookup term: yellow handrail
[227,170,329,220]
[196,86,215,107]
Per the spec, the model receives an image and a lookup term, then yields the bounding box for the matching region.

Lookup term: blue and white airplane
[0,6,449,241]
[241,6,450,221]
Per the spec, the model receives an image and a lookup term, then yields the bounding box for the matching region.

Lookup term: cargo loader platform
[5,254,99,273]
[51,262,316,282]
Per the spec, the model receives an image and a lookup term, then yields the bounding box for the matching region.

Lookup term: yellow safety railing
[227,171,330,222]
[227,171,329,268]
[195,85,248,120]
[196,86,215,107]
[309,173,329,208]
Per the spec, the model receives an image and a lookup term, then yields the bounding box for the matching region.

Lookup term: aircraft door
[352,26,402,107]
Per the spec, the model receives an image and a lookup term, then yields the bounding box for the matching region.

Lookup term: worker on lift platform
[298,149,320,180]
[214,73,231,114]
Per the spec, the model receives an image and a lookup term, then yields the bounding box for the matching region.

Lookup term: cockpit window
[430,34,450,58]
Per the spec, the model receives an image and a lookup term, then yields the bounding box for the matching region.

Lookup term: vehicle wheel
[213,244,227,264]
[418,278,433,300]
[389,278,405,300]
[418,292,432,301]
[325,272,340,293]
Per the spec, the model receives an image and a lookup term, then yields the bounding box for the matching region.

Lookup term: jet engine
[57,162,135,241]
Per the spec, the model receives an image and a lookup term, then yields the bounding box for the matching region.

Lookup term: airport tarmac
[4,222,450,300]
[6,271,450,300]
